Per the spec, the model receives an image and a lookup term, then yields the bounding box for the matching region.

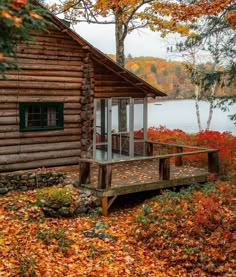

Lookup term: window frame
[19,102,64,132]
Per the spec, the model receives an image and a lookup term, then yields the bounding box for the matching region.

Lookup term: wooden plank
[16,58,82,66]
[0,81,82,89]
[2,75,83,83]
[0,135,80,146]
[145,141,154,156]
[0,117,18,125]
[0,129,81,139]
[98,164,112,189]
[101,197,108,216]
[16,64,83,71]
[208,151,220,174]
[79,161,90,185]
[159,158,170,180]
[146,140,210,150]
[16,53,83,61]
[0,141,81,155]
[0,156,81,172]
[95,175,208,197]
[16,48,85,57]
[175,146,183,166]
[0,149,81,165]
[79,149,217,167]
[6,70,83,77]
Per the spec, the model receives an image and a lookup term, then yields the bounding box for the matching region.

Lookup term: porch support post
[107,99,112,160]
[145,142,154,156]
[93,99,97,159]
[175,146,183,166]
[208,151,220,174]
[143,98,148,156]
[79,161,90,185]
[129,98,134,158]
[98,164,112,189]
[100,99,106,145]
[159,158,170,180]
[101,197,108,216]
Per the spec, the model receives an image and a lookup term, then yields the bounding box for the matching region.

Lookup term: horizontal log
[0,89,82,96]
[0,80,82,89]
[20,42,83,53]
[0,81,82,89]
[94,80,127,86]
[0,135,80,146]
[0,125,19,132]
[27,38,78,49]
[6,70,83,77]
[64,123,81,129]
[95,93,144,98]
[16,58,82,66]
[0,141,81,155]
[0,117,18,125]
[0,103,17,109]
[64,115,81,123]
[94,75,122,81]
[0,128,81,139]
[17,64,83,71]
[0,95,81,102]
[64,103,82,109]
[2,75,83,83]
[31,32,76,40]
[16,47,85,58]
[16,53,83,61]
[0,110,17,117]
[64,110,81,115]
[0,156,81,172]
[95,87,138,92]
[0,148,81,165]
[29,35,79,46]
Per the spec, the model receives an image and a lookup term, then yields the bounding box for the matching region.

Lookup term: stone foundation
[0,170,65,194]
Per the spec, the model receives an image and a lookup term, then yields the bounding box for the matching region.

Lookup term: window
[19,102,64,131]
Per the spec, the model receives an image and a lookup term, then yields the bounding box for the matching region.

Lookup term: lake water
[137,99,235,135]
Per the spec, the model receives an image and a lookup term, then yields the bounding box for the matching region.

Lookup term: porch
[79,140,219,216]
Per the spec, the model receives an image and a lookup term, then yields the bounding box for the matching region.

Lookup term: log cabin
[0,2,166,172]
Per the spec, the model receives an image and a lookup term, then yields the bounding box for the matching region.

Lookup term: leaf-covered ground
[0,181,235,276]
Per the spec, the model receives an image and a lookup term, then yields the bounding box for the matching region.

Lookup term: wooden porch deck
[79,141,220,215]
[81,160,208,196]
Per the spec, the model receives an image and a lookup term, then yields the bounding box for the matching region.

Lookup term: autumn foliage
[0,179,235,276]
[143,126,236,178]
[135,181,235,276]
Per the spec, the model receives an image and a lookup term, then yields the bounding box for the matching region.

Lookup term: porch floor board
[82,160,208,197]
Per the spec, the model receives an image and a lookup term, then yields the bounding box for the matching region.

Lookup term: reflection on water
[99,99,235,135]
[146,99,235,134]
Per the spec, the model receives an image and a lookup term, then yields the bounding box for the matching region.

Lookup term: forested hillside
[109,55,234,99]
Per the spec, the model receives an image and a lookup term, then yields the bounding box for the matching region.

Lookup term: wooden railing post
[79,161,90,185]
[145,142,154,156]
[208,151,219,174]
[159,158,170,180]
[98,164,112,189]
[175,146,183,166]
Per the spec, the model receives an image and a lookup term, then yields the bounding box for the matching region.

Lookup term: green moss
[37,187,74,209]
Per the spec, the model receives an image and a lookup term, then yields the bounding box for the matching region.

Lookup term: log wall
[0,26,92,172]
[94,61,145,98]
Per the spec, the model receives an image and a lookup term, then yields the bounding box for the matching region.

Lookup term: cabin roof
[37,2,166,98]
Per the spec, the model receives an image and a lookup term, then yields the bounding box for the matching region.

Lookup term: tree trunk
[115,13,127,132]
[194,84,202,131]
[115,19,125,67]
[206,81,217,130]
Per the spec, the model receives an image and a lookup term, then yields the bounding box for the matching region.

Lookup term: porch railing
[79,140,219,190]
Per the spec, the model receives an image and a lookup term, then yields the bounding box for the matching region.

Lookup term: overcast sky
[72,22,171,59]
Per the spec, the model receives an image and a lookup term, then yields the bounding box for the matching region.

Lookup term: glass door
[94,97,147,160]
[111,98,133,159]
